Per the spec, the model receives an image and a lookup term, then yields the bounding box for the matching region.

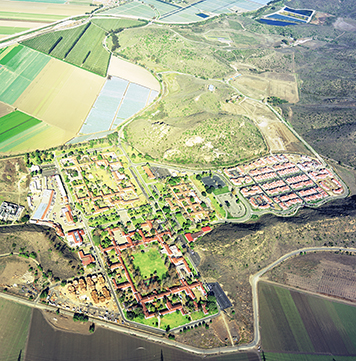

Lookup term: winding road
[1,246,355,357]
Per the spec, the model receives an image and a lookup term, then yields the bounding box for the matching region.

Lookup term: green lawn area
[132,247,167,279]
[0,298,32,360]
[213,186,229,195]
[208,193,225,219]
[160,311,190,330]
[174,212,186,227]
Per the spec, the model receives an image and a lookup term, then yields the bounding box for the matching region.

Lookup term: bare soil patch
[42,310,92,335]
[0,256,34,286]
[108,56,160,92]
[334,17,356,32]
[232,72,299,103]
[0,101,13,118]
[223,98,309,154]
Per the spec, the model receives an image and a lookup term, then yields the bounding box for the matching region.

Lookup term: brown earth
[0,256,34,285]
[25,308,258,361]
[0,101,13,118]
[268,251,356,303]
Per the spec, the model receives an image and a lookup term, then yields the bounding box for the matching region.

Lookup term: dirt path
[221,311,234,346]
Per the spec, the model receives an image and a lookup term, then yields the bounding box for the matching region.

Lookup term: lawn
[208,193,225,219]
[213,186,230,195]
[0,298,32,360]
[132,247,167,279]
[160,311,190,330]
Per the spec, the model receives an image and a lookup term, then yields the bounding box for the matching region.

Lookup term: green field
[0,26,29,35]
[91,18,145,32]
[23,22,110,76]
[0,111,42,144]
[132,247,167,279]
[0,44,50,104]
[0,298,32,361]
[0,11,65,22]
[259,282,356,356]
[22,19,146,77]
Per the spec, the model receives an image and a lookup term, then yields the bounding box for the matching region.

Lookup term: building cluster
[61,152,139,214]
[166,181,211,222]
[67,273,111,305]
[0,201,24,222]
[224,154,345,212]
[100,221,207,319]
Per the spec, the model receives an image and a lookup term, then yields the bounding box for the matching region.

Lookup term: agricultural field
[0,1,92,22]
[108,55,160,91]
[259,282,356,356]
[23,22,110,77]
[79,76,158,136]
[0,44,50,105]
[26,309,258,361]
[267,252,356,302]
[13,57,105,135]
[125,73,267,167]
[0,298,32,361]
[0,111,41,144]
[91,18,145,32]
[102,2,157,19]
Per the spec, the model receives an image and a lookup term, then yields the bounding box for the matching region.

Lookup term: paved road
[3,246,354,356]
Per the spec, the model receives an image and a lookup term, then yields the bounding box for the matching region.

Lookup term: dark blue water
[284,7,313,17]
[259,19,297,26]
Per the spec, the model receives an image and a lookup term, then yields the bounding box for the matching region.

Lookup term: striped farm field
[0,44,50,104]
[259,282,356,356]
[23,22,111,76]
[0,111,41,143]
[0,297,32,360]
